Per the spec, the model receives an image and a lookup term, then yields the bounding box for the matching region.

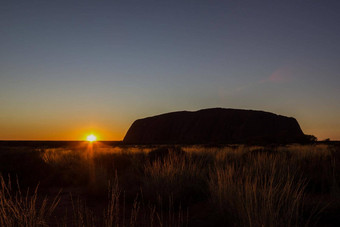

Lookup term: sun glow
[86,134,97,142]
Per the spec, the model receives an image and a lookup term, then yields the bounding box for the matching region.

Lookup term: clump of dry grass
[0,175,60,227]
[68,174,187,227]
[143,151,208,205]
[209,153,307,227]
[284,145,337,194]
[103,176,122,227]
[281,144,332,159]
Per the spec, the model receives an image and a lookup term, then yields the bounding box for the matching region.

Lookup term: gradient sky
[1,0,340,140]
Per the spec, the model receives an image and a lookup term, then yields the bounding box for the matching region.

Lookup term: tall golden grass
[143,152,208,205]
[0,176,60,226]
[209,154,306,226]
[0,144,338,226]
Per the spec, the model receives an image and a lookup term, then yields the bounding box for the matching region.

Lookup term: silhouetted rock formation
[123,108,307,144]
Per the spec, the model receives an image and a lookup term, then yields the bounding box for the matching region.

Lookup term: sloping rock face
[123,108,306,144]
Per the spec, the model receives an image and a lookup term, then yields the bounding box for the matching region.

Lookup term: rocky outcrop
[123,108,307,144]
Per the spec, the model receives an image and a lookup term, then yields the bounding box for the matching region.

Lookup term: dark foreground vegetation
[0,141,339,226]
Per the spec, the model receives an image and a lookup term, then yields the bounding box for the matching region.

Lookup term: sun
[86,134,97,142]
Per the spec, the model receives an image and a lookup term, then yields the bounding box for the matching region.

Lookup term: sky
[1,0,340,140]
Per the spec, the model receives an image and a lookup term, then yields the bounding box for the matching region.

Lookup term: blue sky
[1,0,339,140]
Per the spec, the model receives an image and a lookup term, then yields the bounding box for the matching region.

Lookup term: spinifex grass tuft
[0,175,60,227]
[209,153,307,227]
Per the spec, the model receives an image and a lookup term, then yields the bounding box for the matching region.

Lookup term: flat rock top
[123,108,306,144]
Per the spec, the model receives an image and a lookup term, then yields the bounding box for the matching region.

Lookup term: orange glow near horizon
[86,134,97,142]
